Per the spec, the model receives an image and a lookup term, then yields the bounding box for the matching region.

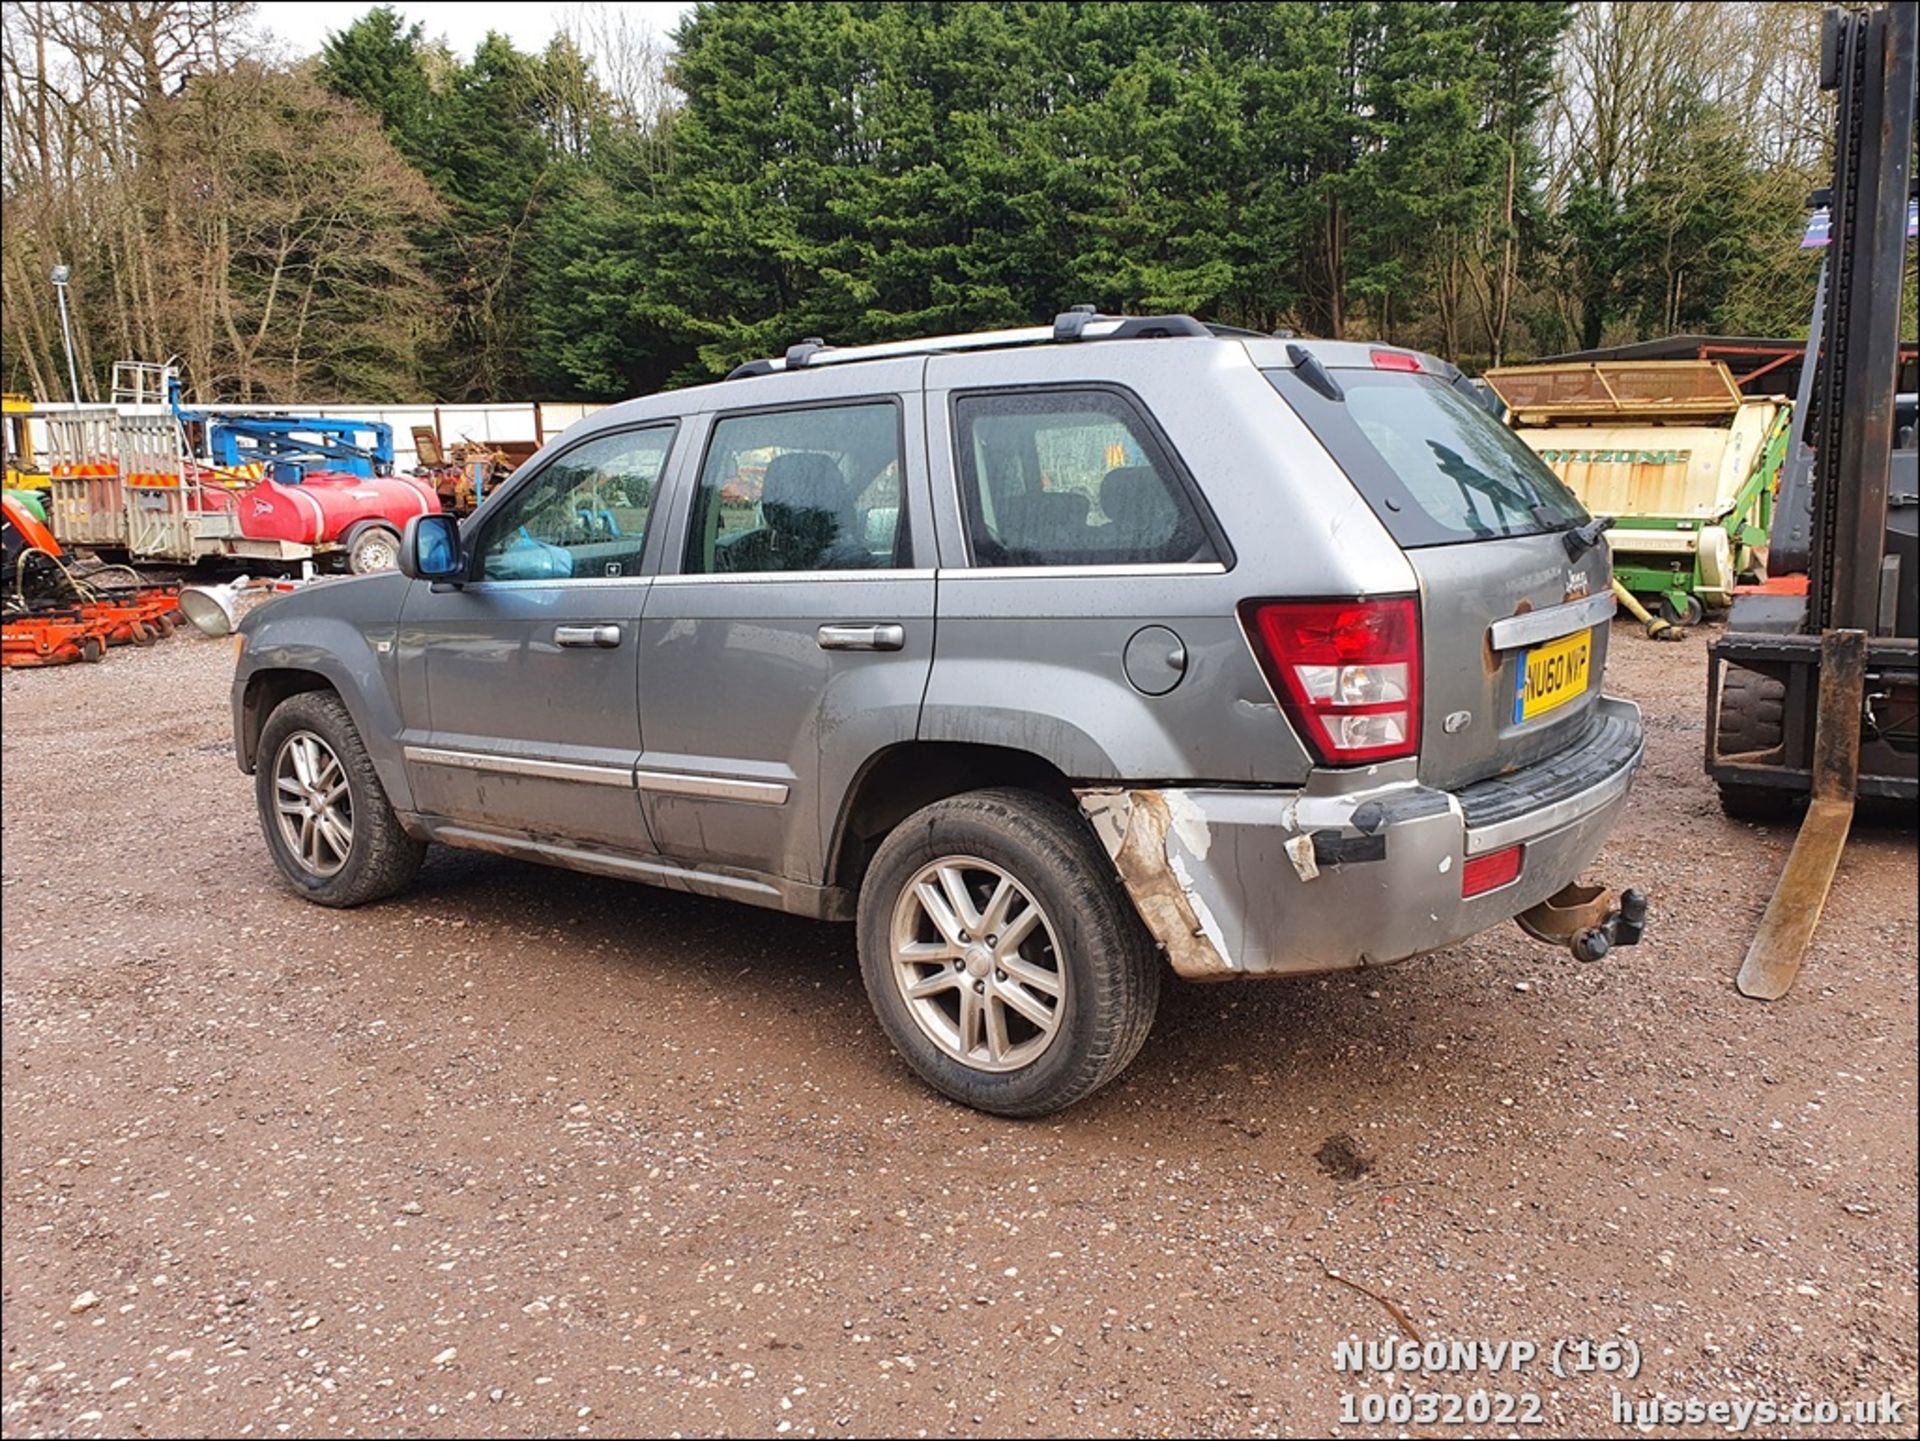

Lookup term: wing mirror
[400,513,465,583]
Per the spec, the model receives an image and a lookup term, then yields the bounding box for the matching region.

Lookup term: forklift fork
[1735,629,1867,999]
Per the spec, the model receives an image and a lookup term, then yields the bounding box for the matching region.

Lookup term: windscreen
[1264,368,1590,547]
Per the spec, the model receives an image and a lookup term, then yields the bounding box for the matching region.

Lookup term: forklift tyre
[1715,664,1800,823]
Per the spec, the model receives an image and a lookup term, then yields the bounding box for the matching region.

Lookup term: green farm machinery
[1486,359,1790,627]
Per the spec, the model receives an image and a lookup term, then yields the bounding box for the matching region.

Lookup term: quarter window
[477,425,674,581]
[686,402,907,574]
[953,389,1217,566]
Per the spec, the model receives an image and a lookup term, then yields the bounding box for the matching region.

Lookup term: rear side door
[637,362,935,884]
[919,346,1290,787]
[396,421,681,850]
[1265,361,1612,790]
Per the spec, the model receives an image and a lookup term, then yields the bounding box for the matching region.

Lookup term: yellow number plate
[1515,628,1592,722]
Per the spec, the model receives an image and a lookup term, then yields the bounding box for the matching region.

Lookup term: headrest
[1003,490,1091,524]
[761,451,848,522]
[1100,466,1175,535]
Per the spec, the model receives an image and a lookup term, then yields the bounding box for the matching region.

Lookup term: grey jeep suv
[234,313,1643,1116]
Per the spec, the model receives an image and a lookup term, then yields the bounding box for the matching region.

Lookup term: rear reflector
[1370,349,1422,372]
[1240,596,1421,765]
[1461,844,1524,898]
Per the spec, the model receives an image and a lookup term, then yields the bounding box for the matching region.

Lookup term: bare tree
[555,1,678,192]
[2,1,260,395]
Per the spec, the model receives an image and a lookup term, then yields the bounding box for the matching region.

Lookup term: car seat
[999,490,1091,558]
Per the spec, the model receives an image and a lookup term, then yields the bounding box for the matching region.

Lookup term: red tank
[194,471,440,545]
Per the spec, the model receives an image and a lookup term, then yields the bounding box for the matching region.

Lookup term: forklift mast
[1708,3,1917,1002]
[1803,4,1916,635]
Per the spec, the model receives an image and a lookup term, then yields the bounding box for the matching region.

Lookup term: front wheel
[255,689,424,906]
[857,788,1161,1117]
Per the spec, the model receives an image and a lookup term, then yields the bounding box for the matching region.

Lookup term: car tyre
[857,787,1161,1117]
[256,689,425,906]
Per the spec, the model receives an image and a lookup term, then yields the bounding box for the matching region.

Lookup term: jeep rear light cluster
[1240,597,1422,765]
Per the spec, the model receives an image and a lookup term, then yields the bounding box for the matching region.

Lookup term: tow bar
[1517,882,1650,962]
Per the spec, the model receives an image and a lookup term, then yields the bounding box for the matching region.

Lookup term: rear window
[1264,368,1589,548]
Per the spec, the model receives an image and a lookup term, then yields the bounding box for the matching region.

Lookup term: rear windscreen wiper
[1560,514,1615,561]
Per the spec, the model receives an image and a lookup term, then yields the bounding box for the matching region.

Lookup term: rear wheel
[255,689,424,905]
[857,788,1161,1117]
[347,523,402,575]
[1715,663,1800,823]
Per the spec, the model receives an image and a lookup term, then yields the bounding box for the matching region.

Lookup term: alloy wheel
[272,730,354,877]
[889,856,1067,1072]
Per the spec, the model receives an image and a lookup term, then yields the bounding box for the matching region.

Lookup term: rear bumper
[1078,696,1644,979]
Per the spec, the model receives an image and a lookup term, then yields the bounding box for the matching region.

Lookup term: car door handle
[554,624,622,649]
[816,623,906,652]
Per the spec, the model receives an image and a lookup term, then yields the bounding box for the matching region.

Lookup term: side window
[477,425,674,582]
[953,389,1218,567]
[685,402,906,575]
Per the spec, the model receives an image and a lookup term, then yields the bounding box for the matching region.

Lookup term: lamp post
[49,263,83,404]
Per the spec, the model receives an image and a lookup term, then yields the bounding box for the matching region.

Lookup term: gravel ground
[3,618,1915,1439]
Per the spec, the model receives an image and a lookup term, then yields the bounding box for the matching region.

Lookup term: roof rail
[785,336,828,368]
[722,308,1248,380]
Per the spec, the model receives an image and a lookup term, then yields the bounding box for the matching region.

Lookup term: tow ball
[1517,882,1650,962]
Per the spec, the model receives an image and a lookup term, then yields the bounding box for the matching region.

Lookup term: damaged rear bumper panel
[1078,697,1643,980]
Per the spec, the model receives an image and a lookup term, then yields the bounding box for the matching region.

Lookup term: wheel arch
[826,741,1079,893]
[239,668,339,772]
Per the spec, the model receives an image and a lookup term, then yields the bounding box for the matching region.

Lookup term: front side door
[397,422,679,851]
[638,374,936,884]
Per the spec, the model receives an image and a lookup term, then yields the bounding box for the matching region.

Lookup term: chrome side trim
[650,569,934,587]
[428,824,786,903]
[1462,738,1642,856]
[1487,591,1617,651]
[936,561,1229,580]
[463,577,654,592]
[635,769,790,805]
[402,745,634,788]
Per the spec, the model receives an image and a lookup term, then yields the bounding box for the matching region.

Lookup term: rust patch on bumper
[1078,789,1236,980]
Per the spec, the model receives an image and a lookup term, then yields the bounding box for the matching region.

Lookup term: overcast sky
[255,1,695,62]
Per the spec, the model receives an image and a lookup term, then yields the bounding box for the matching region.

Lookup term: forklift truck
[1705,3,1917,999]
